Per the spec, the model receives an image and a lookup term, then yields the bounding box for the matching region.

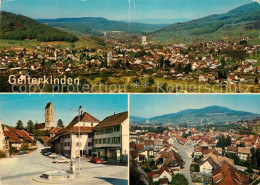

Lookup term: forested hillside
[148,2,260,44]
[0,12,78,42]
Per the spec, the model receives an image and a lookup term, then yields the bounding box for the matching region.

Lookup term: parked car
[52,154,62,159]
[53,157,70,163]
[90,157,102,164]
[48,153,57,158]
[41,148,50,154]
[44,151,52,156]
[18,151,25,155]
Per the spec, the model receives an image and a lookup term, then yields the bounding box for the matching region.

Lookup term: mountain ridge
[148,2,260,44]
[130,105,259,125]
[37,17,167,35]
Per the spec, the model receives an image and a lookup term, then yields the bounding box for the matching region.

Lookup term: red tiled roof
[159,178,169,184]
[35,123,45,129]
[4,131,23,143]
[50,127,63,134]
[94,111,127,129]
[136,144,145,151]
[6,127,33,142]
[147,165,172,180]
[67,126,93,133]
[67,112,100,129]
[213,162,249,185]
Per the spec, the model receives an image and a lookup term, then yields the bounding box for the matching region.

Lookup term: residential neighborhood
[129,95,260,185]
[130,121,260,185]
[1,37,259,93]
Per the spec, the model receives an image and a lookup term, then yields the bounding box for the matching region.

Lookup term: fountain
[34,159,76,183]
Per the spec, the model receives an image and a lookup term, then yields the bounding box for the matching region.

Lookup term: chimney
[114,112,116,115]
[81,110,84,116]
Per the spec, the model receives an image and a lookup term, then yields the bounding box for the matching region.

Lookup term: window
[114,125,120,132]
[76,142,82,147]
[91,122,93,127]
[88,142,92,146]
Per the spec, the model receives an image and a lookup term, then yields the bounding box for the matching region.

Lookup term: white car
[53,157,70,163]
[52,154,62,159]
[48,153,57,158]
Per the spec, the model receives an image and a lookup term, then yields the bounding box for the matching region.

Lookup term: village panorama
[0,94,129,185]
[129,95,260,185]
[0,2,260,93]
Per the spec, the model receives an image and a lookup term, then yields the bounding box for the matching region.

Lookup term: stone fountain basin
[40,170,75,181]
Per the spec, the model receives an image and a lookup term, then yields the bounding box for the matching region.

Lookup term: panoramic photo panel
[130,94,260,185]
[0,94,129,185]
[0,0,259,93]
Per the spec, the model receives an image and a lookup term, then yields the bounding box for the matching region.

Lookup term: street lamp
[71,105,82,174]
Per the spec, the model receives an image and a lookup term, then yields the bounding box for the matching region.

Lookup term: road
[173,140,195,185]
[0,142,128,185]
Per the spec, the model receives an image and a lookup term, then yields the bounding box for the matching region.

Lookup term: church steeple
[45,102,55,129]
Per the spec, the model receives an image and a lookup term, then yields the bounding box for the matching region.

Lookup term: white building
[50,112,100,159]
[107,51,113,66]
[237,147,251,161]
[93,111,129,163]
[142,36,147,45]
[0,120,5,152]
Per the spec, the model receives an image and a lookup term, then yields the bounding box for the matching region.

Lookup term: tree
[220,57,226,68]
[159,55,164,68]
[255,77,259,84]
[26,120,34,133]
[177,63,184,73]
[216,135,231,148]
[147,77,155,86]
[15,120,24,130]
[57,119,64,127]
[171,174,188,185]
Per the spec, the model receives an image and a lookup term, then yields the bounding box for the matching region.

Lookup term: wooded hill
[0,11,78,42]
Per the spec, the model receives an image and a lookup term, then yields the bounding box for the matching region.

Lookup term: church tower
[45,102,55,129]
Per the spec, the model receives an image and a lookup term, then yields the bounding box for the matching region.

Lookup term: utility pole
[71,106,82,174]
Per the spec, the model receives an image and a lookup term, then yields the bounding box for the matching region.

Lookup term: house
[214,147,222,155]
[50,127,63,138]
[226,146,237,154]
[201,151,234,167]
[194,146,211,158]
[154,150,183,171]
[200,156,220,174]
[130,132,138,143]
[213,162,249,185]
[0,121,10,156]
[3,129,23,150]
[176,136,187,145]
[237,147,251,160]
[50,111,100,158]
[198,140,211,149]
[199,74,208,82]
[93,111,128,163]
[146,165,173,183]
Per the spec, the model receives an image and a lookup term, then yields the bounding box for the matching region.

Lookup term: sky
[0,0,253,20]
[0,94,128,127]
[130,95,260,118]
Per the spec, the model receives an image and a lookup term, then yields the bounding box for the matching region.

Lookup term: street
[0,142,128,185]
[173,140,195,185]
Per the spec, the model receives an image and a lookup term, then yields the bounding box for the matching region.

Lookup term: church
[36,102,55,130]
